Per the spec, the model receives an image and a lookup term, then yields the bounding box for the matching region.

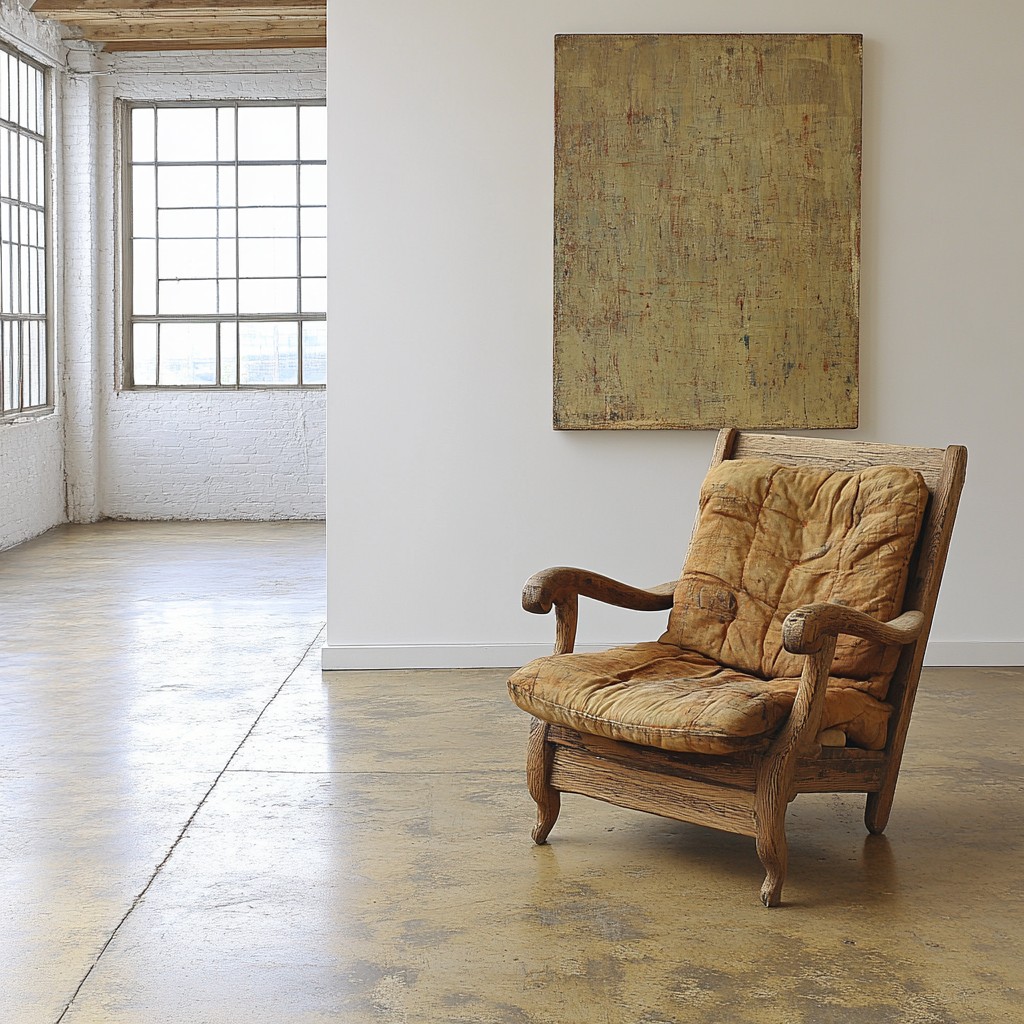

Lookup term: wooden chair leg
[754,764,790,907]
[864,788,894,835]
[526,719,560,844]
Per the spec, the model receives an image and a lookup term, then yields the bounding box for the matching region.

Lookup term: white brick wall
[0,414,65,549]
[1,11,327,549]
[102,390,325,520]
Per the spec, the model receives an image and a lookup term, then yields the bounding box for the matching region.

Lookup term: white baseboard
[321,642,609,671]
[322,641,1024,671]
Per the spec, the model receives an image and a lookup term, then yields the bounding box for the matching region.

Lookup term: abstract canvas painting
[553,34,862,429]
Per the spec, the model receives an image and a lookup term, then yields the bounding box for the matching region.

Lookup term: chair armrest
[782,603,925,656]
[522,567,676,615]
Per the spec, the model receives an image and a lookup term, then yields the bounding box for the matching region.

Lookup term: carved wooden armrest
[767,605,926,772]
[522,567,676,655]
[522,567,676,614]
[782,604,925,656]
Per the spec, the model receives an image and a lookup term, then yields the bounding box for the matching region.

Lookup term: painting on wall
[553,34,862,429]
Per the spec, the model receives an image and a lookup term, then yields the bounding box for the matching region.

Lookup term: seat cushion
[661,458,929,698]
[508,642,893,755]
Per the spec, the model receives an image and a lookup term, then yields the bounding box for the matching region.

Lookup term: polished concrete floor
[1,521,1021,1023]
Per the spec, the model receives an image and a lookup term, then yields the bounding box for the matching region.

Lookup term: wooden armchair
[507,429,967,906]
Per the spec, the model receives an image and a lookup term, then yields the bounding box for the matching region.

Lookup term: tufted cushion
[661,459,929,695]
[507,641,893,755]
[508,459,929,755]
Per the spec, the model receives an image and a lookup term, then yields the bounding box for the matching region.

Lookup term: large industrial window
[0,44,49,419]
[123,101,326,388]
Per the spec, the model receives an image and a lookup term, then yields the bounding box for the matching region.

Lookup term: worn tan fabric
[662,459,930,692]
[508,642,894,754]
[508,460,929,755]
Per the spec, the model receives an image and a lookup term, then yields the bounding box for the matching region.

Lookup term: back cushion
[661,459,930,696]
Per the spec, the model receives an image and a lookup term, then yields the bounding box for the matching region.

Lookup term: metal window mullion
[295,107,303,385]
[234,105,241,382]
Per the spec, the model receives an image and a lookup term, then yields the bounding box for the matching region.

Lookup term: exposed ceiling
[28,0,327,52]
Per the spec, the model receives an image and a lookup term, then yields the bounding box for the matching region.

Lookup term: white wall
[326,0,1024,668]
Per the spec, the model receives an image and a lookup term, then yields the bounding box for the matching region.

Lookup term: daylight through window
[0,44,49,418]
[125,101,326,388]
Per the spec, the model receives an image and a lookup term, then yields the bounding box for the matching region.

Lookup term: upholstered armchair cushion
[661,459,930,695]
[508,460,930,756]
[507,641,894,755]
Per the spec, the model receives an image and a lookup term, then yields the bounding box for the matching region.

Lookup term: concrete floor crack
[52,623,326,1024]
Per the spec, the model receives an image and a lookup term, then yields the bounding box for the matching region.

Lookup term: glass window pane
[35,67,44,136]
[132,165,156,237]
[21,321,31,402]
[300,237,326,277]
[218,166,236,206]
[238,165,296,207]
[159,165,218,209]
[18,60,29,130]
[159,208,217,238]
[301,277,327,314]
[159,278,218,315]
[300,164,327,206]
[239,320,298,384]
[238,278,298,315]
[301,321,326,384]
[217,279,237,314]
[19,243,29,313]
[238,237,297,278]
[300,205,326,238]
[35,139,45,207]
[25,138,36,205]
[0,241,10,314]
[132,107,155,162]
[158,238,217,279]
[238,207,296,238]
[238,106,296,161]
[159,321,217,385]
[133,323,157,384]
[132,238,156,315]
[157,107,217,163]
[217,107,236,161]
[0,128,9,199]
[0,53,8,122]
[36,242,46,314]
[27,243,37,314]
[27,321,42,405]
[299,105,327,161]
[220,321,237,384]
[218,209,236,238]
[19,135,29,202]
[4,321,20,410]
[218,243,236,277]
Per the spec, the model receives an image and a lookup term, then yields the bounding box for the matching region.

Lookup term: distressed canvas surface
[553,34,862,429]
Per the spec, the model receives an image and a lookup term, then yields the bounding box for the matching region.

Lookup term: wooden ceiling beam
[31,1,325,13]
[28,2,326,51]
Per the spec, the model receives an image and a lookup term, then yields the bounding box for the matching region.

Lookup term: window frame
[0,40,52,421]
[120,98,327,391]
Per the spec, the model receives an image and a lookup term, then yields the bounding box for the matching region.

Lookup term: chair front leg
[754,636,837,906]
[526,719,560,843]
